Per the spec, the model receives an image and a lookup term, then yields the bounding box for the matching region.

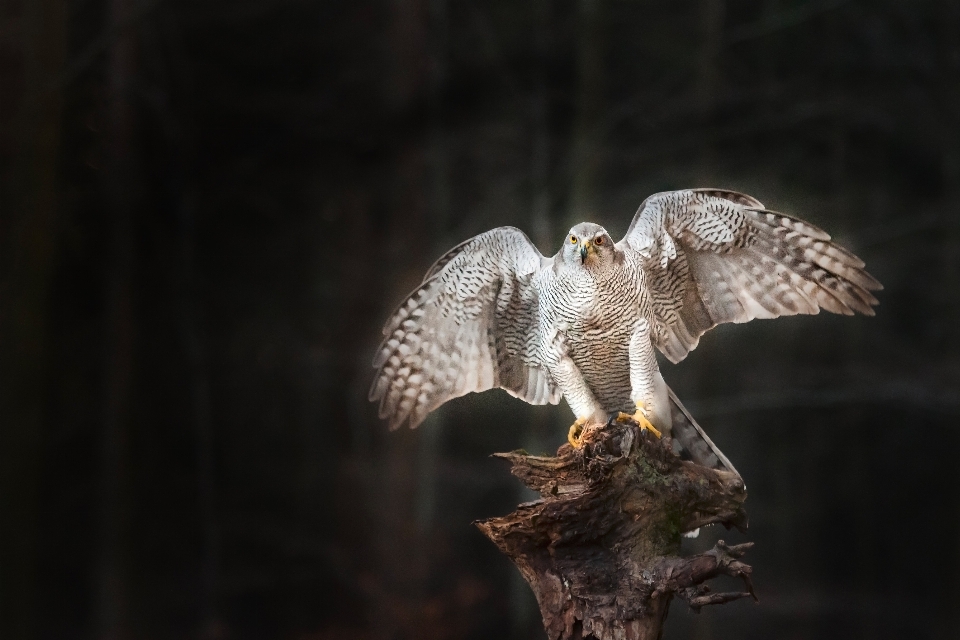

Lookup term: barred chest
[548,265,646,347]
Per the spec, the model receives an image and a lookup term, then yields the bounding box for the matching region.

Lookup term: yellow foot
[568,417,588,448]
[616,401,662,439]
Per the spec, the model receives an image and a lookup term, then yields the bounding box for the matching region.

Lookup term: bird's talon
[615,403,662,438]
[641,419,662,439]
[568,417,588,448]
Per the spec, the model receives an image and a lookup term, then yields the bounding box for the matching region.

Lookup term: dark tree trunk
[0,1,67,637]
[476,420,754,640]
[98,0,139,637]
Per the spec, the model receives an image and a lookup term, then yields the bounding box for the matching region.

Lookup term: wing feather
[370,227,559,429]
[621,189,882,363]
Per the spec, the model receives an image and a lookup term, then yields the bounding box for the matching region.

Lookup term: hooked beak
[580,241,590,263]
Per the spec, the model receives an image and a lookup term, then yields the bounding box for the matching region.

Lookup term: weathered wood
[475,419,755,640]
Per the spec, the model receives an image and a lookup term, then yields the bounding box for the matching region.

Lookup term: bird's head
[561,223,616,271]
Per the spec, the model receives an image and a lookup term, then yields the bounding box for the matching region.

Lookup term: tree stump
[475,419,755,640]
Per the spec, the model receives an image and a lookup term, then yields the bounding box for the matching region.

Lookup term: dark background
[2,0,959,638]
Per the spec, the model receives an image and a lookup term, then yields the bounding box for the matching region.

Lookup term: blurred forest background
[2,0,960,638]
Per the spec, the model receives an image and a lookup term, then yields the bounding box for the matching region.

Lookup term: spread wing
[370,227,560,429]
[619,188,882,363]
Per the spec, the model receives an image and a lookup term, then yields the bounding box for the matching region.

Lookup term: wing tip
[863,273,884,292]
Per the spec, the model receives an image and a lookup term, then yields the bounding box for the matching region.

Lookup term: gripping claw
[568,417,589,448]
[616,401,662,439]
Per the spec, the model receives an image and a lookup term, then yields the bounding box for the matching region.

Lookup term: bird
[369,188,881,472]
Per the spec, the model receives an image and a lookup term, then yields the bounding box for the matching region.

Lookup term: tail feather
[667,387,741,479]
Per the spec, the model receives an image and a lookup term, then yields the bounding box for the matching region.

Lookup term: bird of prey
[369,189,881,470]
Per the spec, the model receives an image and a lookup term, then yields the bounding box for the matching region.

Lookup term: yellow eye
[595,236,604,245]
[570,235,577,244]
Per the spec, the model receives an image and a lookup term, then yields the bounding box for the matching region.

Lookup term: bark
[476,419,754,640]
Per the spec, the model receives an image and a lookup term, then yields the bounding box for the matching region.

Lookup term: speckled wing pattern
[621,188,882,363]
[370,227,560,430]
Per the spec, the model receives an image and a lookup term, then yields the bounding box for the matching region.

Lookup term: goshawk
[370,189,881,469]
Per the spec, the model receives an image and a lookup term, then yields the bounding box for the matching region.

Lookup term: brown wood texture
[476,420,755,640]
